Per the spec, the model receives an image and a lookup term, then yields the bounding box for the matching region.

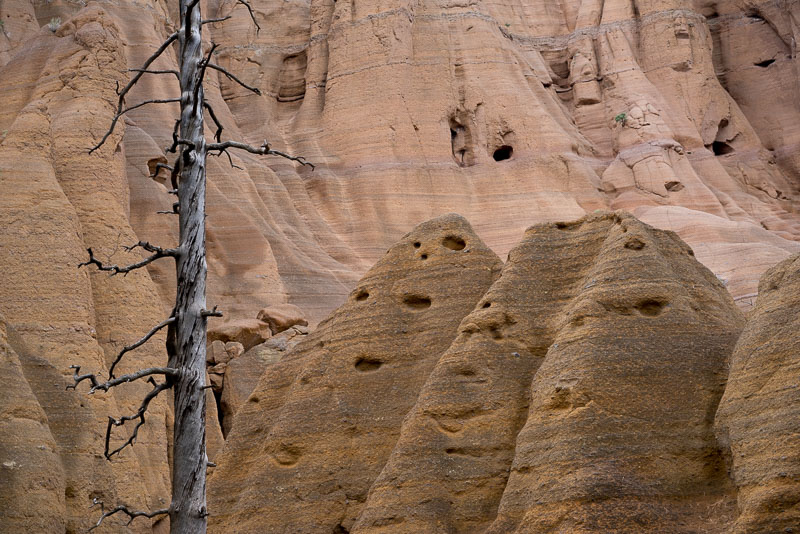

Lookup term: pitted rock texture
[208,214,503,533]
[209,212,758,533]
[1,0,800,531]
[715,252,800,533]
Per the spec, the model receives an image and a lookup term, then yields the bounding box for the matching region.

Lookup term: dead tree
[67,1,312,532]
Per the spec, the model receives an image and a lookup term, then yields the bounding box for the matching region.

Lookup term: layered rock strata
[715,252,800,533]
[210,212,753,533]
[208,214,503,532]
[1,0,800,531]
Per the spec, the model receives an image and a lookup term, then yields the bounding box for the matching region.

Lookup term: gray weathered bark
[170,0,208,532]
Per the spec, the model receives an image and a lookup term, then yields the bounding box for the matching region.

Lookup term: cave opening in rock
[754,58,775,67]
[493,145,513,161]
[712,140,735,155]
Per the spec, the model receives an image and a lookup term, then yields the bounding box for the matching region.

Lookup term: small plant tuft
[614,112,627,125]
[48,17,61,32]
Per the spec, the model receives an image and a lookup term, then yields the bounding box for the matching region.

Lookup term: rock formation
[208,214,503,533]
[1,0,800,531]
[209,211,757,532]
[715,252,800,533]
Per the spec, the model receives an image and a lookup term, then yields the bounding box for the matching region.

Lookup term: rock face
[1,0,800,531]
[715,252,800,533]
[209,211,753,532]
[208,214,503,533]
[0,316,65,533]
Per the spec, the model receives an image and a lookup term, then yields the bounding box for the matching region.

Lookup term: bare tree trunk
[171,0,208,532]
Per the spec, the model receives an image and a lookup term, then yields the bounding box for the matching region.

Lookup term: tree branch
[88,498,169,531]
[78,243,178,276]
[68,365,179,394]
[207,63,261,95]
[105,377,173,459]
[128,68,179,80]
[107,317,176,379]
[202,16,231,25]
[207,140,315,169]
[89,31,179,153]
[237,0,261,33]
[204,102,223,143]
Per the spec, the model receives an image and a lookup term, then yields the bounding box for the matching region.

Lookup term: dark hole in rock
[635,299,667,316]
[665,181,685,192]
[413,241,421,248]
[420,254,428,260]
[250,396,260,403]
[624,238,646,250]
[355,290,369,301]
[403,295,431,309]
[493,145,513,161]
[482,302,491,308]
[445,448,460,455]
[711,141,734,155]
[355,357,383,372]
[333,525,350,534]
[457,366,476,376]
[755,58,775,67]
[442,235,466,250]
[450,128,457,139]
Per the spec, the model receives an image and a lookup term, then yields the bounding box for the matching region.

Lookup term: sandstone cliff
[1,0,800,531]
[209,211,759,532]
[716,252,800,533]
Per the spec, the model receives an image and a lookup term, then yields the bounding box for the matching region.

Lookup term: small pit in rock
[355,357,383,372]
[624,238,645,250]
[635,299,667,316]
[413,241,421,248]
[493,145,513,161]
[355,290,369,301]
[665,181,684,192]
[754,58,775,68]
[442,235,466,250]
[403,295,432,309]
[420,254,428,260]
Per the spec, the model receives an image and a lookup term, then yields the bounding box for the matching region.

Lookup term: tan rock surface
[208,214,503,533]
[715,252,800,533]
[257,303,309,334]
[354,211,744,533]
[219,327,306,436]
[1,0,800,529]
[207,318,272,351]
[0,316,65,533]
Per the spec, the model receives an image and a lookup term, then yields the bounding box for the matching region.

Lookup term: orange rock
[208,214,503,533]
[256,303,308,334]
[207,319,271,351]
[716,252,800,533]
